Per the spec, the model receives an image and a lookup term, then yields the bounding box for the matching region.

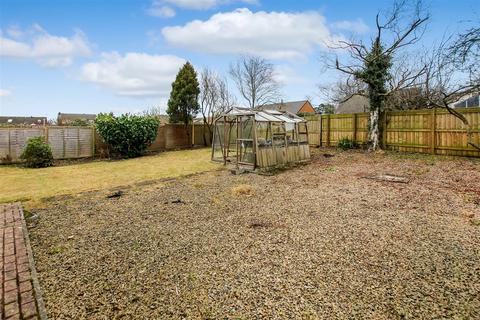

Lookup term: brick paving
[1,203,46,320]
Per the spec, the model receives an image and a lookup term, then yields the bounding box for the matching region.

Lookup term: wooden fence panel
[47,128,65,159]
[307,108,480,157]
[330,115,355,145]
[0,128,44,162]
[64,128,80,158]
[356,114,369,144]
[1,124,212,163]
[1,127,96,163]
[0,131,9,160]
[434,109,480,157]
[306,116,321,146]
[79,128,94,157]
[193,124,211,146]
[386,110,431,153]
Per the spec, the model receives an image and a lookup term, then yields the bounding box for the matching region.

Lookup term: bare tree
[448,23,480,79]
[143,106,164,117]
[318,76,367,106]
[321,57,428,111]
[199,68,236,145]
[332,0,429,150]
[422,23,480,150]
[229,56,280,109]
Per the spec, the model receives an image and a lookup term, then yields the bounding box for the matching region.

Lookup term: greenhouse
[212,108,310,169]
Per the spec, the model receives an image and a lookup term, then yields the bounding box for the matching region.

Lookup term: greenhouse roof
[222,107,305,123]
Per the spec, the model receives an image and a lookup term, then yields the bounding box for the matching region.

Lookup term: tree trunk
[203,124,212,147]
[368,108,381,151]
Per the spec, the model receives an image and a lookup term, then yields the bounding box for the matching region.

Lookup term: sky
[0,0,478,119]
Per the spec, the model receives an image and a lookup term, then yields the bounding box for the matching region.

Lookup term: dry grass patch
[231,184,253,196]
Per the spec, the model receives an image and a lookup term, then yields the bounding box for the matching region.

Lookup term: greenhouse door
[236,138,255,168]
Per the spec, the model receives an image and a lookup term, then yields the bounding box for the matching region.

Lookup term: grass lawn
[0,148,219,208]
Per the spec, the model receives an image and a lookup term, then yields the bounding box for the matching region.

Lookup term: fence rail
[0,124,211,164]
[306,107,480,157]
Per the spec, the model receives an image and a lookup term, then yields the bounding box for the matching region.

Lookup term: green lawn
[0,148,220,208]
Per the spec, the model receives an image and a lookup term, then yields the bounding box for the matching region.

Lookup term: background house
[258,100,316,114]
[336,88,429,114]
[336,95,369,114]
[454,94,479,108]
[0,116,47,126]
[57,113,96,126]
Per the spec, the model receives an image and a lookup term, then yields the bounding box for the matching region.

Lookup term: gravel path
[28,150,480,319]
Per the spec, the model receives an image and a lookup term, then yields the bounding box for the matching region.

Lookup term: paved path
[1,203,46,320]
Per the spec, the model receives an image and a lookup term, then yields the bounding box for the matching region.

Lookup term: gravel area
[28,150,480,319]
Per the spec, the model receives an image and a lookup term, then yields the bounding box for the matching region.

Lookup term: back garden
[24,149,480,319]
[1,107,479,319]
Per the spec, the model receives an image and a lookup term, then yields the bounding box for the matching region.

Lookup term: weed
[337,138,358,150]
[231,184,253,196]
[23,209,33,219]
[48,245,65,255]
[192,183,204,189]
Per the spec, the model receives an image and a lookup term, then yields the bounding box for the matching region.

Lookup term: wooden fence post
[91,127,96,157]
[353,113,357,143]
[192,120,195,146]
[431,108,436,154]
[63,128,66,159]
[8,129,11,161]
[382,112,388,149]
[326,114,331,147]
[77,127,80,158]
[319,114,323,147]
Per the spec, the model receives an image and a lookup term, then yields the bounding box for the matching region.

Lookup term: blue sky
[0,0,478,119]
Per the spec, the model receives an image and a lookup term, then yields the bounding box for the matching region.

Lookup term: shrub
[20,136,54,168]
[69,119,90,126]
[95,113,160,158]
[337,138,358,150]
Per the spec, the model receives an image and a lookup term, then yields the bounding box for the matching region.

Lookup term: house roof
[57,113,97,121]
[454,94,479,108]
[0,116,47,125]
[336,95,370,114]
[257,100,309,114]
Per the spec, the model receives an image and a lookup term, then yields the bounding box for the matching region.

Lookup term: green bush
[95,113,160,158]
[20,136,54,168]
[337,137,358,150]
[69,119,90,126]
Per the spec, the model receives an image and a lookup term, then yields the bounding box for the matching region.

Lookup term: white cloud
[147,5,176,18]
[0,89,12,97]
[164,0,258,10]
[162,8,340,60]
[6,25,24,39]
[164,0,219,10]
[0,25,91,67]
[147,0,259,17]
[273,65,307,85]
[331,19,369,34]
[81,52,186,97]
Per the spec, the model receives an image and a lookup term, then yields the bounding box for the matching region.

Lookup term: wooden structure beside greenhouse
[212,108,310,169]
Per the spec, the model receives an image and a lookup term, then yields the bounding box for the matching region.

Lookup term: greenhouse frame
[212,108,310,169]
